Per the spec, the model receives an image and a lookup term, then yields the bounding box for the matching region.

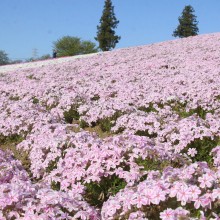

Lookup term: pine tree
[173,5,199,38]
[95,0,120,51]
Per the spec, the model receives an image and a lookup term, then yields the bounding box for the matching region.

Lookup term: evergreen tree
[53,36,98,57]
[95,0,120,51]
[173,5,199,38]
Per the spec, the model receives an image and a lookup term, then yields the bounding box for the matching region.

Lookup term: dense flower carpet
[0,33,220,219]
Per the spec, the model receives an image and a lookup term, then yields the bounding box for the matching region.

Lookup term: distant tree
[0,50,10,65]
[38,54,51,60]
[173,5,199,38]
[53,36,98,57]
[10,59,23,64]
[95,0,120,51]
[25,58,34,62]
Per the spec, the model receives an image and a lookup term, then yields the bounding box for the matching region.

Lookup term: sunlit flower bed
[1,33,220,219]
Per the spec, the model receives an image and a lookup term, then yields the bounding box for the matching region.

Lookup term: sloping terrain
[1,33,220,219]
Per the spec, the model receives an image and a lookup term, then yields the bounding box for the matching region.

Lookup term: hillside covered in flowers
[1,33,220,219]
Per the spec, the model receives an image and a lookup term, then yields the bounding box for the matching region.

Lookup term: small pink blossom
[160,208,175,220]
[187,148,197,157]
[198,174,213,188]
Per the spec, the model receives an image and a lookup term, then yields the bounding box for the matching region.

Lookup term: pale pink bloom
[212,188,220,200]
[71,182,85,194]
[160,208,175,220]
[198,174,213,188]
[23,202,34,213]
[7,191,19,204]
[60,179,70,190]
[187,148,197,157]
[169,182,182,198]
[194,197,203,209]
[176,185,190,205]
[173,207,189,219]
[108,200,121,215]
[123,194,133,210]
[74,211,88,220]
[151,188,166,205]
[194,194,212,209]
[200,193,212,209]
[188,185,201,200]
[131,194,147,208]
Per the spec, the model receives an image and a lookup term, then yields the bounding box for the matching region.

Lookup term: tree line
[0,2,199,66]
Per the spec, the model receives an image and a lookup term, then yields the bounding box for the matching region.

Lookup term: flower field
[1,33,220,219]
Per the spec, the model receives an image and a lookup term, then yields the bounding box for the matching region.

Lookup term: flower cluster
[0,150,99,219]
[101,157,220,219]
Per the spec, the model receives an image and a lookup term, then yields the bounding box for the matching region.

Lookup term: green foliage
[95,0,121,51]
[53,36,98,57]
[169,101,212,119]
[0,134,24,144]
[27,74,38,80]
[9,96,20,101]
[51,181,61,191]
[0,134,30,173]
[173,5,199,38]
[185,106,209,119]
[32,97,39,104]
[182,107,212,119]
[38,54,51,60]
[46,157,59,173]
[90,95,100,101]
[186,136,219,163]
[135,157,171,175]
[135,130,157,138]
[0,50,10,65]
[63,105,80,123]
[79,119,89,129]
[138,103,158,113]
[85,175,126,207]
[98,111,121,132]
[99,118,113,132]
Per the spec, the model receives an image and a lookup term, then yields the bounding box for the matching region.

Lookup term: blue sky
[0,0,219,60]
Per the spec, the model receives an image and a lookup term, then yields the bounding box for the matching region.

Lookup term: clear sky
[0,0,219,61]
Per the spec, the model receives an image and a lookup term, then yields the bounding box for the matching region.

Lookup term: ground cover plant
[0,33,220,219]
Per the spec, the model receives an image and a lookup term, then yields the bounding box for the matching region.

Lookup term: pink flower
[194,194,212,209]
[194,197,203,209]
[198,174,213,188]
[151,188,166,205]
[173,207,189,218]
[169,182,182,198]
[188,185,201,200]
[131,194,147,208]
[160,208,175,220]
[7,191,19,204]
[187,148,197,157]
[108,200,121,216]
[212,188,220,200]
[176,185,190,205]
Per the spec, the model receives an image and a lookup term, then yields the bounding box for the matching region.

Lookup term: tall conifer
[95,0,120,51]
[173,5,199,38]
